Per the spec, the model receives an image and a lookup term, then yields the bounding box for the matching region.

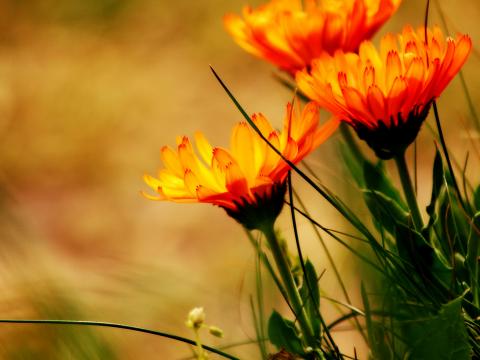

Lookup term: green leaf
[360,283,392,360]
[474,186,480,212]
[299,260,321,337]
[299,260,320,308]
[363,190,410,235]
[436,186,470,257]
[404,297,471,360]
[339,142,365,187]
[360,283,374,352]
[363,161,406,209]
[395,222,446,286]
[396,220,449,265]
[338,123,371,187]
[267,310,304,356]
[466,212,480,304]
[427,150,444,217]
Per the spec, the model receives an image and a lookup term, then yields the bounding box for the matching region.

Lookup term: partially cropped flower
[296,25,472,159]
[143,101,338,229]
[224,0,401,75]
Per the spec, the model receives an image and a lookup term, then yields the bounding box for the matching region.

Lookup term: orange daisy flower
[224,0,401,75]
[143,101,338,229]
[296,25,472,159]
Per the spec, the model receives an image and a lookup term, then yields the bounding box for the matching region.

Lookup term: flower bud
[186,307,206,329]
[208,325,224,338]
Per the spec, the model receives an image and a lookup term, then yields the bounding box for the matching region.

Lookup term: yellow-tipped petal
[143,100,336,212]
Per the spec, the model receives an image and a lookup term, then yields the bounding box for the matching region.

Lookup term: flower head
[143,101,338,229]
[296,25,472,159]
[186,307,206,330]
[224,0,401,75]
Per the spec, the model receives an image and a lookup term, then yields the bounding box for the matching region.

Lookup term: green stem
[261,224,316,346]
[339,123,365,165]
[194,328,207,360]
[394,152,424,231]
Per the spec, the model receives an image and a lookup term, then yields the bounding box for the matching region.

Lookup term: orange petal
[225,162,249,197]
[342,86,375,125]
[366,85,386,122]
[385,50,403,90]
[386,76,408,120]
[313,117,340,148]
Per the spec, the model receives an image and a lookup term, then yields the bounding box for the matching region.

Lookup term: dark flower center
[223,181,287,231]
[352,102,433,160]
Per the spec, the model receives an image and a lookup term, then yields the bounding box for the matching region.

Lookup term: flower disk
[296,25,472,159]
[224,0,401,75]
[143,101,338,228]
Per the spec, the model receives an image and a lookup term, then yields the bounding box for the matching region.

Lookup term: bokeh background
[0,0,478,358]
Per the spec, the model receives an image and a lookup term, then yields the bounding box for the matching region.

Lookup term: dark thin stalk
[180,339,268,360]
[291,191,367,343]
[327,312,362,331]
[432,0,480,131]
[414,141,418,194]
[262,224,316,346]
[0,319,239,360]
[394,152,424,231]
[424,0,430,44]
[287,173,340,356]
[244,229,293,313]
[423,0,466,211]
[432,101,466,210]
[285,201,383,272]
[249,296,266,360]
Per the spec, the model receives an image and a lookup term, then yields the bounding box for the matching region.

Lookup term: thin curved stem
[0,319,239,360]
[288,173,340,356]
[394,153,424,231]
[432,101,466,210]
[261,224,316,347]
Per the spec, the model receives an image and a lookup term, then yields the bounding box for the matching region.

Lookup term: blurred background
[0,0,478,358]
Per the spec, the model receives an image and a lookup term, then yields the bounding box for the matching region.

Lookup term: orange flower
[296,25,472,159]
[143,101,338,228]
[224,0,401,75]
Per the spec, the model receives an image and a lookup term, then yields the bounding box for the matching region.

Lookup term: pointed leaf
[474,186,480,212]
[405,297,471,360]
[267,310,304,356]
[363,161,406,209]
[396,221,452,290]
[299,260,321,337]
[363,190,410,235]
[466,212,480,300]
[339,142,365,187]
[395,222,434,266]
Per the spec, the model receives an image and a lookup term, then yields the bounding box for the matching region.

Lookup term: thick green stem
[262,224,316,346]
[394,153,424,231]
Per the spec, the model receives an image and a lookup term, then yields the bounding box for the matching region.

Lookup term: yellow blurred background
[0,0,478,358]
